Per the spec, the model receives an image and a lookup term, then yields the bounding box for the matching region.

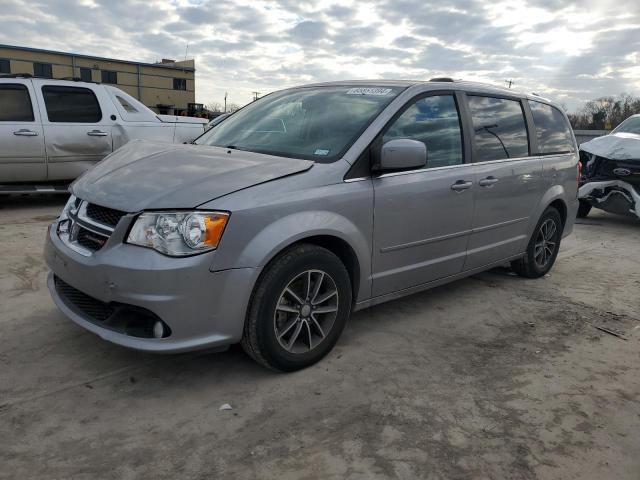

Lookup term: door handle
[478,176,499,187]
[13,129,39,137]
[87,130,108,137]
[451,180,473,191]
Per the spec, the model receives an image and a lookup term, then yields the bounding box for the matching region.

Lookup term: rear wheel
[577,200,592,218]
[511,207,563,278]
[241,244,352,371]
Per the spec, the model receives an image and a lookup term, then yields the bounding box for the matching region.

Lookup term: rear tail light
[577,160,582,182]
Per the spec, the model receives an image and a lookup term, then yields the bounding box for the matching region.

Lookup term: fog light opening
[153,321,165,339]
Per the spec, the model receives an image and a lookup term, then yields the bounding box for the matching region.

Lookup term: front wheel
[511,207,563,278]
[241,244,352,371]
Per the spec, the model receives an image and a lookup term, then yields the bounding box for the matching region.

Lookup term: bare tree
[226,103,242,113]
[568,94,640,130]
[206,102,223,113]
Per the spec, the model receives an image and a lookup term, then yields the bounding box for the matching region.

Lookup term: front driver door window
[382,95,463,168]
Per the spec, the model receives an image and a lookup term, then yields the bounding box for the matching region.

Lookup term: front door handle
[13,129,39,137]
[451,180,473,191]
[87,130,108,137]
[478,176,499,187]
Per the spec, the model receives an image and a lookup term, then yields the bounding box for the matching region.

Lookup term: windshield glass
[612,116,640,135]
[195,86,404,161]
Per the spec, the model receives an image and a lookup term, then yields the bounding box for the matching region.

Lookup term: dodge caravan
[45,80,579,371]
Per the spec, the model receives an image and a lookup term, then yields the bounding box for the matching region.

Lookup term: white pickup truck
[0,76,207,192]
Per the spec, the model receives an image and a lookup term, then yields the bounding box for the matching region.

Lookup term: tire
[241,244,352,372]
[577,200,592,218]
[511,207,563,279]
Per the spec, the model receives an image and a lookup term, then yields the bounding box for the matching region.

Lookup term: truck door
[0,81,46,182]
[34,81,113,181]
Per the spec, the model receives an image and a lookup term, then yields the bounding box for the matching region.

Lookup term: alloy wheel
[534,218,558,268]
[273,269,339,354]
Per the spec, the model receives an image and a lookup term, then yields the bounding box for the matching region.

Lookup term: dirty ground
[1,196,639,479]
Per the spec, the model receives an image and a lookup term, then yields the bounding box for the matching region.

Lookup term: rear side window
[0,59,10,74]
[0,84,34,121]
[42,86,102,123]
[383,95,463,168]
[468,96,529,161]
[528,101,574,154]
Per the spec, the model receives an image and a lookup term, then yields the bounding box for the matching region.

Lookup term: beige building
[0,44,196,115]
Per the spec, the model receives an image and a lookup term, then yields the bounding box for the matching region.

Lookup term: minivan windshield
[612,116,640,135]
[195,86,404,161]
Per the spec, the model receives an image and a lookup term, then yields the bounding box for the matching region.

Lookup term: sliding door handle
[451,180,473,191]
[479,176,499,187]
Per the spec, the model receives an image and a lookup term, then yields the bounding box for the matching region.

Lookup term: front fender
[211,210,373,302]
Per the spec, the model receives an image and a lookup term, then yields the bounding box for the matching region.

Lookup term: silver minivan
[45,80,579,371]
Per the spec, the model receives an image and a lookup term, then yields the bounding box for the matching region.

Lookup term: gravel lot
[1,195,639,480]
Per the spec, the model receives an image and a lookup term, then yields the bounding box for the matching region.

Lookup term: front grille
[76,227,109,252]
[55,276,115,322]
[86,203,126,228]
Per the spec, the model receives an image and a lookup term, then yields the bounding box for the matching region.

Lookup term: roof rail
[0,73,100,84]
[429,77,455,82]
[0,73,33,78]
[60,76,100,84]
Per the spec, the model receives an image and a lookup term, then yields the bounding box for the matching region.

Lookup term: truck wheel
[511,207,563,279]
[577,200,592,218]
[241,244,352,372]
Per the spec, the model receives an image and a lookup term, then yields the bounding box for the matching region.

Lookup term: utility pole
[224,92,228,112]
[505,79,513,89]
[252,91,260,101]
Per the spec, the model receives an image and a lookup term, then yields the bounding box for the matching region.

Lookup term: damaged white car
[578,115,640,219]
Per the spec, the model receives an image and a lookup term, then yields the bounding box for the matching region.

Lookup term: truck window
[468,96,529,161]
[0,84,35,122]
[42,86,102,123]
[528,100,574,154]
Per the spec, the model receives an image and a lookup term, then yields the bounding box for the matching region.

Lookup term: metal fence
[573,130,610,145]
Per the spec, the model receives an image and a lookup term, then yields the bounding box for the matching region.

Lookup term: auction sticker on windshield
[346,87,393,96]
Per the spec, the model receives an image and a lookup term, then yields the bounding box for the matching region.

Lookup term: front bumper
[45,222,259,353]
[579,180,640,218]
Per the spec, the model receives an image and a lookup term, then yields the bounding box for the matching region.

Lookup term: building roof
[0,44,195,72]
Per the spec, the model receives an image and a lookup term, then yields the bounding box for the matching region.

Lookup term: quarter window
[79,67,92,82]
[34,62,53,78]
[468,96,529,161]
[101,70,117,84]
[0,84,34,121]
[0,59,10,74]
[528,101,574,154]
[383,95,463,168]
[173,78,187,90]
[42,86,102,123]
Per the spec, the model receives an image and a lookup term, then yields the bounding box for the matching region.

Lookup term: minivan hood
[71,140,313,211]
[580,132,640,161]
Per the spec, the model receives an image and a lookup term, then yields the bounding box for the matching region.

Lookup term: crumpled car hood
[71,139,313,211]
[580,132,640,161]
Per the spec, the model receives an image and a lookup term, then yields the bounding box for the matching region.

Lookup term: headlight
[57,194,78,235]
[127,211,229,257]
[59,194,78,221]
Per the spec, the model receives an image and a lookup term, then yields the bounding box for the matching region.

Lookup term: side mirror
[379,139,427,171]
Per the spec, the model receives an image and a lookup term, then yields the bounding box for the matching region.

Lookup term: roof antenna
[505,79,513,89]
[184,43,189,61]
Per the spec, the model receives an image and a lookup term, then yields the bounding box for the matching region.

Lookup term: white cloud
[0,0,638,110]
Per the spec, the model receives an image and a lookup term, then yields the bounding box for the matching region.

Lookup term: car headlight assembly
[127,211,229,257]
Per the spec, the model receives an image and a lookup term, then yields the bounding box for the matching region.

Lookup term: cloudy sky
[2,0,639,111]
